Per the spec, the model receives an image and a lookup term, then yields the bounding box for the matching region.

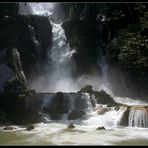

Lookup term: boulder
[67,123,75,129]
[97,107,110,115]
[26,125,35,131]
[80,85,93,93]
[94,90,116,106]
[96,126,106,130]
[3,126,16,130]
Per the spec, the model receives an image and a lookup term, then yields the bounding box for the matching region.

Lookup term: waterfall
[17,3,148,129]
[118,106,148,128]
[96,14,112,95]
[48,21,76,92]
[98,55,109,85]
[19,2,56,16]
[128,109,148,128]
[19,2,78,92]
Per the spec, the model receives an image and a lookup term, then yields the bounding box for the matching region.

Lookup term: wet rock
[118,106,130,126]
[3,126,16,130]
[11,15,52,78]
[118,105,148,128]
[97,107,110,115]
[94,90,116,106]
[26,125,34,131]
[62,19,98,75]
[68,109,85,120]
[0,111,6,124]
[80,85,93,93]
[67,123,75,129]
[96,126,106,130]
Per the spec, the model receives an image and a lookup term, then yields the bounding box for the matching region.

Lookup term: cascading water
[128,108,148,128]
[96,14,112,95]
[48,21,76,92]
[18,3,148,128]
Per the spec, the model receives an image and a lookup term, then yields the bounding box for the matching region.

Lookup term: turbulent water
[47,22,77,92]
[1,91,148,145]
[1,122,148,145]
[0,2,146,145]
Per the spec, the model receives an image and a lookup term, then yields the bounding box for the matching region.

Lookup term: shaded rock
[68,109,85,120]
[62,19,98,75]
[3,126,16,130]
[97,107,110,115]
[26,125,34,131]
[94,90,116,106]
[67,123,75,129]
[41,92,66,120]
[0,64,14,92]
[80,85,93,93]
[118,106,130,126]
[49,113,62,120]
[0,111,6,124]
[96,126,106,130]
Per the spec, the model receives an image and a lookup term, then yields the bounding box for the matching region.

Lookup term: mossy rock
[80,85,93,93]
[94,90,117,106]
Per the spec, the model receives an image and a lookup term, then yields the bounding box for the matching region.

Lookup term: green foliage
[4,75,27,94]
[133,3,146,16]
[109,3,148,77]
[140,11,148,31]
[113,30,148,75]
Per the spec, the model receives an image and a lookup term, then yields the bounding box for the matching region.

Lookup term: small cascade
[80,105,126,129]
[128,108,148,128]
[118,106,148,128]
[75,92,93,112]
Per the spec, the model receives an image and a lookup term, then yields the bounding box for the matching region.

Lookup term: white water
[128,109,148,128]
[114,96,148,106]
[48,22,77,92]
[19,2,56,16]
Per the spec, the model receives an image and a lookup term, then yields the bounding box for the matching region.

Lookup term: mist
[19,2,56,16]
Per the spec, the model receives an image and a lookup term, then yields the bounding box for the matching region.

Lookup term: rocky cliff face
[62,19,98,76]
[0,14,53,124]
[11,15,53,80]
[0,15,52,81]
